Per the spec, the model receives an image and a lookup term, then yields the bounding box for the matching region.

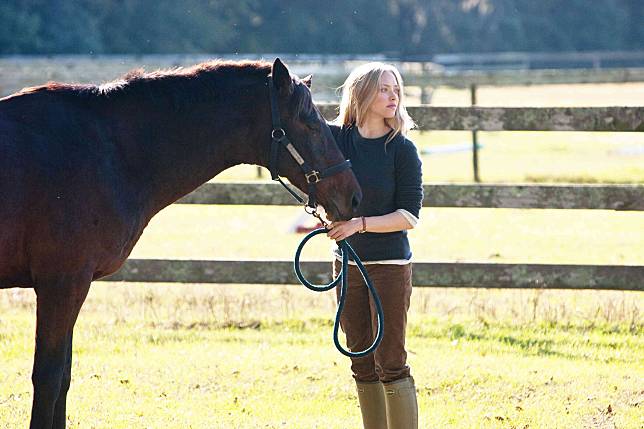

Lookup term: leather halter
[267,75,352,209]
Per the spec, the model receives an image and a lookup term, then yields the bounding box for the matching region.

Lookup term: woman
[327,62,423,429]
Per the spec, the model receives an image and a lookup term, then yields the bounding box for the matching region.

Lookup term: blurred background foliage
[0,0,642,55]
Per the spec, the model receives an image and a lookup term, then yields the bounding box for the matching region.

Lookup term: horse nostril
[351,193,361,213]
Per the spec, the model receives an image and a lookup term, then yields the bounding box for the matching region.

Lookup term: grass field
[1,284,642,428]
[1,81,643,428]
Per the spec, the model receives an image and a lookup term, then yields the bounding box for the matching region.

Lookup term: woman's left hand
[327,218,361,241]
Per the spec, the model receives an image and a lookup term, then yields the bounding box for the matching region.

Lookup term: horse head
[269,58,362,221]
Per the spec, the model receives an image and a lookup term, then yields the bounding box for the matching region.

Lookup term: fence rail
[108,180,644,290]
[317,105,644,132]
[102,260,644,291]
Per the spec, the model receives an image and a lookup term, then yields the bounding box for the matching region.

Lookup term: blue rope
[294,228,384,358]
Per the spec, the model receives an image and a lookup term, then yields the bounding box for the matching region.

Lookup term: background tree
[0,0,641,55]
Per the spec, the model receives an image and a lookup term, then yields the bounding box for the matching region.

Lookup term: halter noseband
[267,75,352,209]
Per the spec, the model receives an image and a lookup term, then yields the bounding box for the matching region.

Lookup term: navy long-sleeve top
[329,124,424,262]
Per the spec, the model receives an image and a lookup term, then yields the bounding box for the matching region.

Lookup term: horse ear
[301,75,312,89]
[272,58,293,95]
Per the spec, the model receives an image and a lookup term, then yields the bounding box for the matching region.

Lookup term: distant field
[429,82,644,107]
[214,129,644,184]
[2,56,644,106]
[123,205,644,266]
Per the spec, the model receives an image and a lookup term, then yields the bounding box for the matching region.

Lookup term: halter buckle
[305,170,321,184]
[271,128,286,141]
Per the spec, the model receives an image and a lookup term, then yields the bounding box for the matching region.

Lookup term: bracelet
[358,216,367,233]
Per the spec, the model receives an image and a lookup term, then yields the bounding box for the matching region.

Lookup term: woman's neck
[357,115,391,139]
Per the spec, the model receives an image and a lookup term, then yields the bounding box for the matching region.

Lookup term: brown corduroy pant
[333,260,413,383]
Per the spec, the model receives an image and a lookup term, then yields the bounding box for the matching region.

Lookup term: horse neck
[112,82,271,216]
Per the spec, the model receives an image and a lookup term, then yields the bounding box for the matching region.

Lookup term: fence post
[421,86,433,104]
[470,84,481,182]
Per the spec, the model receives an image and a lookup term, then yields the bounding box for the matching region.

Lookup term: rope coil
[294,228,384,358]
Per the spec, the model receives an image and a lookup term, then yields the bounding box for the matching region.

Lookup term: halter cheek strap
[267,75,352,208]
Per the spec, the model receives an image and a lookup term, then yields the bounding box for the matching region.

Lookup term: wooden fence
[102,105,644,291]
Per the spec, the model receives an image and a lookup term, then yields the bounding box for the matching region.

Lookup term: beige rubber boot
[383,377,418,429]
[355,381,388,429]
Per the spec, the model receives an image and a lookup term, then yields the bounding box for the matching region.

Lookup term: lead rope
[293,209,384,358]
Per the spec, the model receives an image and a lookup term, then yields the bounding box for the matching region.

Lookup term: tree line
[1,0,642,56]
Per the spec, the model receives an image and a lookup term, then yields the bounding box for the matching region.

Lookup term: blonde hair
[334,62,415,145]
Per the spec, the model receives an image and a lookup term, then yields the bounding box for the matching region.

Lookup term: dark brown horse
[0,58,361,428]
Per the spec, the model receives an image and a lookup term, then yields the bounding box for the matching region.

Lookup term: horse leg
[51,332,73,429]
[30,275,91,429]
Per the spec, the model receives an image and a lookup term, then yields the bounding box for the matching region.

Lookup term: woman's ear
[301,75,312,89]
[272,58,294,96]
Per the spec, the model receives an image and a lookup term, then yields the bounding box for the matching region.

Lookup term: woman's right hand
[326,218,362,241]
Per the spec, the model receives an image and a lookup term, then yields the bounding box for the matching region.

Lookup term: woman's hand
[327,218,362,242]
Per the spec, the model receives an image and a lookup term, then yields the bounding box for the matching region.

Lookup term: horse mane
[16,60,274,108]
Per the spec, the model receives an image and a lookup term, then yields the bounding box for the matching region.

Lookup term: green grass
[1,284,642,428]
[128,205,644,267]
